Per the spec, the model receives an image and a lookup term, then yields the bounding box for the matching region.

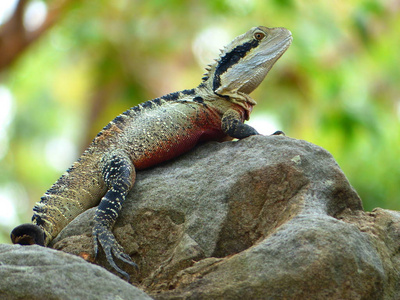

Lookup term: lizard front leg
[221,109,259,139]
[93,150,137,280]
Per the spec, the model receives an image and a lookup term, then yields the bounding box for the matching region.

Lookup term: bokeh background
[0,0,399,244]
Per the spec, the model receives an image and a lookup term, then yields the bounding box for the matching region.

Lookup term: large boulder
[2,136,400,299]
[0,244,152,300]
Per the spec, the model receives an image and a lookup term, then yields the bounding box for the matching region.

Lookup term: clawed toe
[113,249,138,270]
[93,225,137,280]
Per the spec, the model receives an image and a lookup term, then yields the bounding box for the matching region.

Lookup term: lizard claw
[93,225,138,280]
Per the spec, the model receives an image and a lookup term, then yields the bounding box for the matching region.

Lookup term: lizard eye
[254,32,265,40]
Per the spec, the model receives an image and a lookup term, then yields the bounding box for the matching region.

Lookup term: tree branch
[0,0,77,71]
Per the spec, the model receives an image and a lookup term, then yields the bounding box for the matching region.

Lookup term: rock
[0,244,152,300]
[4,136,400,299]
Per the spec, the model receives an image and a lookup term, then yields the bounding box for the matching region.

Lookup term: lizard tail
[10,223,46,246]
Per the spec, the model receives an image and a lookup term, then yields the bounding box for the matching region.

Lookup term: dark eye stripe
[213,39,260,92]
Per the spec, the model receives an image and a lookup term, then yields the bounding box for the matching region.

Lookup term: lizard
[11,26,292,280]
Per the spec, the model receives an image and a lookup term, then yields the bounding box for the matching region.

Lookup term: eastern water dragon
[11,26,292,280]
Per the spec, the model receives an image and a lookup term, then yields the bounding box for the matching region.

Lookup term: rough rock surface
[2,136,400,299]
[0,244,152,300]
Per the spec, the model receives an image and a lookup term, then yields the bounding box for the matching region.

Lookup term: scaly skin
[11,26,292,280]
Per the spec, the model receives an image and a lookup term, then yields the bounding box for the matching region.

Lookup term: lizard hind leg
[93,151,137,280]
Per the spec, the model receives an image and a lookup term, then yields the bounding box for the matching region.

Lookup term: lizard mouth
[266,33,293,57]
[257,34,292,69]
[235,32,292,95]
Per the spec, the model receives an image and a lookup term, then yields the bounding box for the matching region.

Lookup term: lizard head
[202,26,292,99]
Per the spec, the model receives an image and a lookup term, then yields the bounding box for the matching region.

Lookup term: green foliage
[0,0,399,244]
